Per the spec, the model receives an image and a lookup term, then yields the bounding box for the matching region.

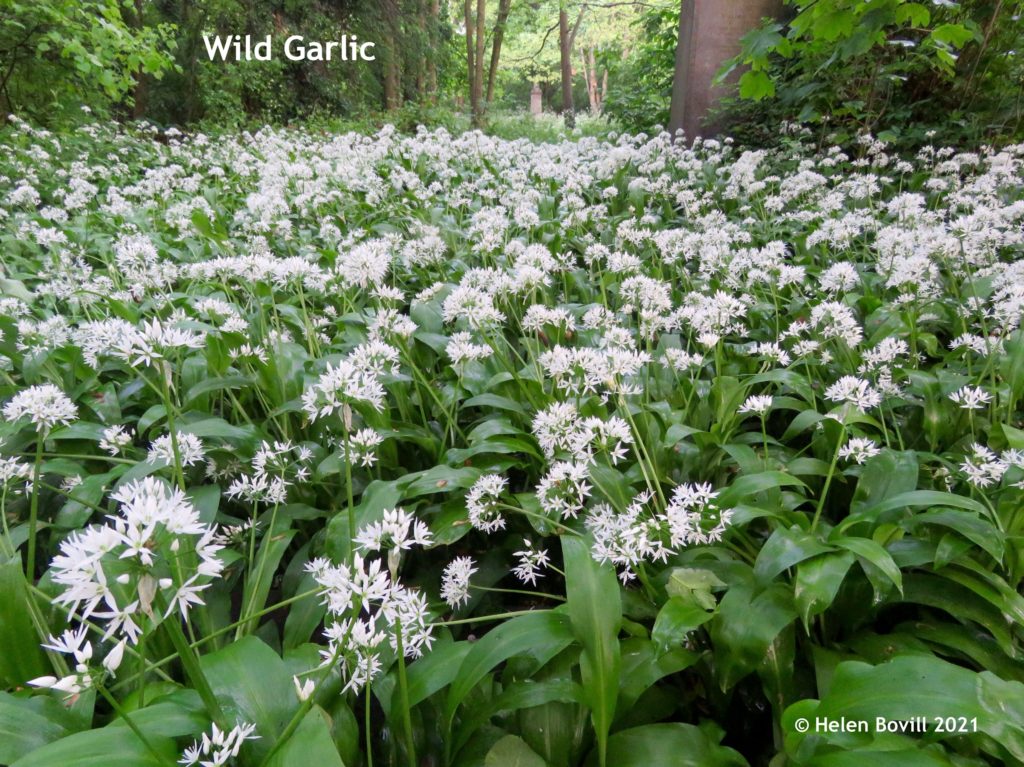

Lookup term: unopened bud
[293,675,315,702]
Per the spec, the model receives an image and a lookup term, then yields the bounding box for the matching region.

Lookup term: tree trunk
[464,0,477,123]
[426,0,439,101]
[486,0,513,105]
[559,5,574,128]
[668,0,783,140]
[382,0,402,110]
[600,67,608,111]
[586,47,600,113]
[416,0,427,101]
[131,0,148,119]
[473,0,486,119]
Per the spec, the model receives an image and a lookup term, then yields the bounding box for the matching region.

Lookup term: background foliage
[1,0,1021,146]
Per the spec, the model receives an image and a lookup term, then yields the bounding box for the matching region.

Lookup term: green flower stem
[811,422,847,533]
[96,682,178,767]
[162,609,228,728]
[237,500,282,638]
[0,493,55,672]
[26,431,44,580]
[401,347,467,444]
[343,422,356,567]
[238,500,259,641]
[257,638,348,767]
[497,502,581,536]
[760,414,770,470]
[39,480,107,514]
[33,453,136,464]
[617,396,667,509]
[471,584,565,602]
[158,362,187,491]
[296,282,320,358]
[365,676,375,767]
[432,608,550,627]
[110,588,322,694]
[138,627,148,708]
[394,619,417,767]
[484,332,542,411]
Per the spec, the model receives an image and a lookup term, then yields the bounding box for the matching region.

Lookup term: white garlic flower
[3,384,78,433]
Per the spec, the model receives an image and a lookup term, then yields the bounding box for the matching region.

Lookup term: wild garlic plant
[0,117,1022,767]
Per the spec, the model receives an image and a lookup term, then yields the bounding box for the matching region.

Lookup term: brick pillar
[530,83,543,116]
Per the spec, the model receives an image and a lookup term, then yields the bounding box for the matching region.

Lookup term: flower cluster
[49,478,225,644]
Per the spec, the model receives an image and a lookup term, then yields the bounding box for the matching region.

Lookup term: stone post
[530,83,543,116]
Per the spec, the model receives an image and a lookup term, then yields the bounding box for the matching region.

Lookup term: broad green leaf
[0,693,73,764]
[851,451,918,512]
[843,490,989,532]
[200,636,296,760]
[0,555,49,687]
[739,69,775,100]
[754,524,833,583]
[794,552,855,626]
[282,570,326,650]
[47,422,107,441]
[484,734,548,767]
[904,510,1002,561]
[266,705,345,767]
[813,8,856,40]
[239,527,296,634]
[456,679,583,754]
[833,536,902,594]
[463,393,528,415]
[652,596,713,650]
[717,471,807,507]
[563,536,621,767]
[177,416,256,443]
[402,464,483,497]
[1004,423,1024,450]
[185,374,255,405]
[929,22,974,48]
[445,611,574,725]
[816,656,979,721]
[618,639,697,712]
[11,729,177,767]
[665,567,727,610]
[899,573,1014,654]
[9,695,201,767]
[802,655,1024,761]
[711,582,796,690]
[593,723,747,766]
[377,635,471,714]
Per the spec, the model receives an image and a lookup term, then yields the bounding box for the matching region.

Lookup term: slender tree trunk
[416,0,427,101]
[381,0,402,110]
[426,0,439,101]
[486,0,513,105]
[600,67,608,111]
[559,4,574,128]
[464,0,476,121]
[131,0,148,118]
[473,0,486,120]
[579,45,591,112]
[586,47,600,112]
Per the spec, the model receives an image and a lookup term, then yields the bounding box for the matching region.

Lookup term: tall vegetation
[0,0,176,122]
[723,0,1024,144]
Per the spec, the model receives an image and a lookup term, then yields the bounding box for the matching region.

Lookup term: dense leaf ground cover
[0,119,1023,766]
